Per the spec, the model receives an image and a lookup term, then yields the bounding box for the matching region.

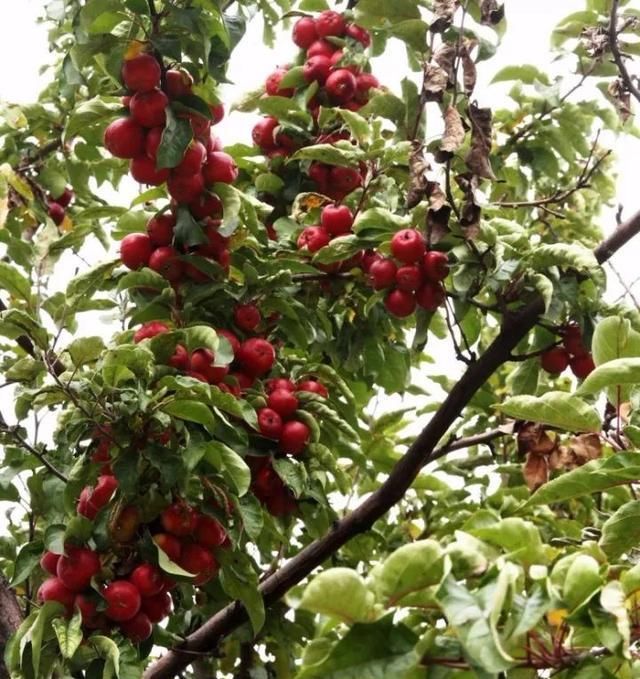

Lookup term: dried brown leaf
[568,433,602,465]
[461,39,478,96]
[517,423,557,457]
[581,26,609,60]
[423,63,450,102]
[524,452,549,492]
[431,0,460,33]
[480,0,505,26]
[465,103,496,180]
[433,44,457,84]
[608,78,632,123]
[407,142,431,209]
[441,106,466,155]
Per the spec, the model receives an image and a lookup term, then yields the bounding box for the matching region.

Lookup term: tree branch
[0,576,22,679]
[609,0,640,105]
[143,207,640,679]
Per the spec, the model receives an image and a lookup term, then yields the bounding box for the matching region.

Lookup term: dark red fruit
[265,377,296,393]
[396,265,423,292]
[415,282,445,311]
[252,117,279,151]
[130,89,168,128]
[297,225,331,253]
[144,127,164,160]
[303,55,332,84]
[167,171,205,204]
[355,73,379,101]
[540,347,570,375]
[120,612,153,643]
[89,474,118,510]
[161,503,197,537]
[570,353,595,379]
[293,16,318,48]
[267,389,299,418]
[236,338,276,377]
[296,380,328,398]
[266,68,294,97]
[149,246,184,282]
[111,505,141,543]
[37,577,75,616]
[329,166,362,195]
[169,344,189,370]
[368,258,397,290]
[308,162,330,189]
[422,251,449,282]
[164,68,193,98]
[210,103,225,125]
[122,54,161,92]
[141,591,172,623]
[279,420,311,456]
[153,533,182,562]
[77,486,97,520]
[179,544,218,586]
[120,233,153,270]
[316,10,347,38]
[130,155,170,185]
[174,141,207,176]
[40,551,61,575]
[563,324,588,357]
[52,186,74,208]
[258,407,284,438]
[104,117,145,159]
[321,204,354,236]
[234,304,261,332]
[48,202,65,225]
[325,68,357,103]
[385,289,417,317]
[391,229,426,264]
[189,193,222,221]
[74,593,100,628]
[57,546,101,592]
[103,580,141,622]
[194,515,227,549]
[146,213,176,247]
[203,152,238,184]
[307,39,337,58]
[129,563,164,597]
[346,23,371,47]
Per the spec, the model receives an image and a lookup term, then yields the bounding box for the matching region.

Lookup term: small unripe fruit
[258,407,284,438]
[321,204,354,236]
[391,229,426,264]
[279,420,311,456]
[146,213,176,247]
[104,117,145,159]
[293,17,318,48]
[540,347,570,374]
[316,10,347,38]
[122,53,161,92]
[149,246,184,282]
[385,289,417,317]
[422,251,449,282]
[130,89,168,128]
[368,258,397,290]
[103,580,141,622]
[130,155,170,185]
[120,233,153,270]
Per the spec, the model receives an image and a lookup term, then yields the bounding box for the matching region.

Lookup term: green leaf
[599,501,640,559]
[492,65,551,85]
[471,518,552,565]
[496,391,601,433]
[64,97,121,141]
[174,205,206,249]
[563,554,602,610]
[292,143,363,167]
[296,615,417,679]
[161,399,217,433]
[52,612,83,659]
[522,453,640,508]
[0,262,32,302]
[156,107,193,169]
[215,182,242,236]
[154,542,195,579]
[218,550,264,634]
[11,540,43,586]
[372,540,445,606]
[237,494,264,541]
[89,635,121,678]
[272,457,307,498]
[530,243,598,271]
[67,336,106,367]
[312,235,362,265]
[300,568,376,623]
[201,441,251,496]
[29,601,67,677]
[592,317,640,367]
[577,358,640,400]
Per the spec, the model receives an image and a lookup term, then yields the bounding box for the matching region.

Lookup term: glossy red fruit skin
[189,193,222,221]
[236,338,276,377]
[265,377,296,393]
[48,202,65,225]
[540,347,570,374]
[53,187,74,208]
[153,533,182,562]
[395,265,423,292]
[187,112,211,139]
[40,551,61,575]
[174,141,207,177]
[303,55,332,84]
[296,380,329,398]
[279,420,311,456]
[130,563,164,597]
[77,486,97,520]
[356,73,380,101]
[321,205,354,236]
[149,246,184,282]
[179,544,218,586]
[169,344,189,370]
[130,155,170,185]
[134,320,169,343]
[293,16,318,48]
[90,475,118,510]
[234,304,261,332]
[143,128,163,158]
[104,118,145,159]
[346,23,371,47]
[217,329,240,356]
[120,233,153,270]
[385,289,417,317]
[167,172,205,204]
[141,591,172,623]
[415,282,445,311]
[308,161,330,189]
[146,214,176,247]
[316,10,347,38]
[329,166,362,195]
[265,68,294,97]
[130,89,169,128]
[307,39,337,59]
[391,229,426,264]
[325,69,358,103]
[122,54,161,92]
[210,103,225,125]
[368,258,397,290]
[195,515,227,549]
[422,250,449,282]
[120,611,153,643]
[164,68,193,98]
[103,580,142,622]
[57,546,101,592]
[267,389,299,418]
[38,577,75,616]
[563,324,588,357]
[570,353,595,379]
[74,593,100,628]
[252,117,279,151]
[161,503,197,537]
[203,152,238,184]
[297,225,331,253]
[258,407,284,438]
[189,348,215,376]
[361,250,382,272]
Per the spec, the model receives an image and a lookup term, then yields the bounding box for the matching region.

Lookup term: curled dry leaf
[407,142,431,209]
[465,103,496,180]
[517,422,557,457]
[608,79,632,123]
[580,26,609,60]
[426,182,451,245]
[480,0,505,26]
[431,0,460,33]
[568,433,602,465]
[433,44,457,85]
[455,173,482,239]
[423,63,450,102]
[461,39,478,96]
[524,452,549,492]
[441,106,466,156]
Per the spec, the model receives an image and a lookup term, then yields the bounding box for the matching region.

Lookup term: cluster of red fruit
[297,202,356,262]
[120,208,230,283]
[46,186,74,226]
[540,324,595,379]
[249,456,297,517]
[361,229,449,317]
[103,51,238,277]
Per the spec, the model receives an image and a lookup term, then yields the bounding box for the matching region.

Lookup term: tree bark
[0,576,23,679]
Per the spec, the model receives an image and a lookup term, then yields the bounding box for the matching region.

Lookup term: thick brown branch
[144,208,640,679]
[0,576,23,679]
[609,0,640,105]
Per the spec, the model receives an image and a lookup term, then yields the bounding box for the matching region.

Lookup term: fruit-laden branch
[0,576,23,679]
[144,207,640,679]
[609,0,640,105]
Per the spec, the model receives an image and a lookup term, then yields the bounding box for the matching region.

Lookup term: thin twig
[609,0,640,105]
